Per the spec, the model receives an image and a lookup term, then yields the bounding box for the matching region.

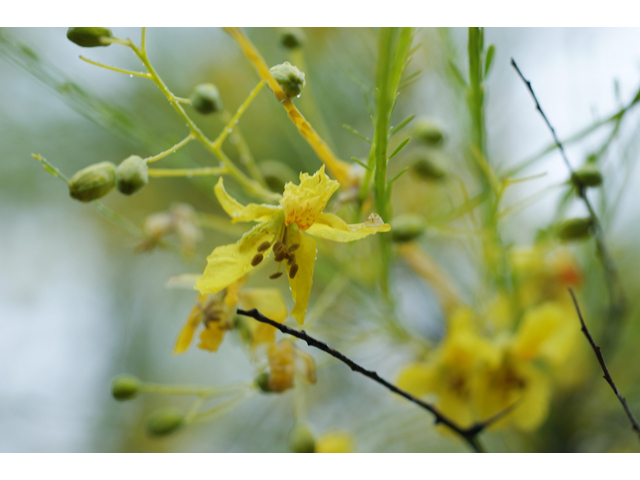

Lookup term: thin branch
[568,288,640,442]
[512,59,626,342]
[237,308,514,453]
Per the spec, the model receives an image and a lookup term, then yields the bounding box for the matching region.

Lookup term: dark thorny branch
[237,308,517,453]
[511,59,626,345]
[568,288,640,442]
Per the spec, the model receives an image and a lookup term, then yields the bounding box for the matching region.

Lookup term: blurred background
[2,27,640,452]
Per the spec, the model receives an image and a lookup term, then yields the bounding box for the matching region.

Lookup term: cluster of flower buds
[409,118,447,182]
[68,155,149,202]
[138,203,202,255]
[190,83,223,115]
[270,62,306,99]
[66,27,113,48]
[255,340,316,393]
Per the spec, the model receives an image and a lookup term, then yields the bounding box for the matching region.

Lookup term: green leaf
[388,167,408,185]
[342,124,371,144]
[388,137,410,160]
[351,157,372,171]
[484,44,495,78]
[448,60,467,88]
[390,115,415,137]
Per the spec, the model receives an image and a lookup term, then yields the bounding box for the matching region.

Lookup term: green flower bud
[410,154,447,181]
[289,423,316,453]
[270,62,306,99]
[68,161,116,202]
[259,160,297,193]
[146,408,184,437]
[190,83,223,115]
[255,372,272,393]
[111,374,140,401]
[116,155,149,195]
[557,217,593,241]
[280,28,304,50]
[413,120,445,147]
[66,28,113,48]
[390,214,427,243]
[571,165,603,188]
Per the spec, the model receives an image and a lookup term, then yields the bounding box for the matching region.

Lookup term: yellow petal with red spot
[214,177,281,224]
[305,212,391,242]
[280,166,339,230]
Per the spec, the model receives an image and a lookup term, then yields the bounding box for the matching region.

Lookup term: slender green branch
[79,55,151,79]
[148,167,227,177]
[144,134,194,164]
[212,81,265,150]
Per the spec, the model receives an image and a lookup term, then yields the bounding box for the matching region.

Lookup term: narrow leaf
[342,124,372,144]
[448,60,467,88]
[388,137,410,160]
[484,44,495,78]
[351,157,372,171]
[390,115,415,136]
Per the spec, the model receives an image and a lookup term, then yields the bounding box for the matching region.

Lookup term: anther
[273,241,285,254]
[287,256,295,266]
[274,251,286,262]
[289,264,299,279]
[269,272,284,280]
[288,243,300,252]
[257,241,271,252]
[251,254,264,266]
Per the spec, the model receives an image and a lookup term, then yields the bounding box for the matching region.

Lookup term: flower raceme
[195,166,391,324]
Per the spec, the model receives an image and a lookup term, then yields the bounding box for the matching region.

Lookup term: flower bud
[413,120,445,146]
[410,154,447,181]
[390,214,426,243]
[254,372,272,393]
[190,83,223,115]
[66,28,113,48]
[557,217,593,241]
[116,155,148,195]
[68,161,116,202]
[111,374,140,401]
[289,423,316,453]
[280,28,304,50]
[145,407,184,437]
[571,165,603,188]
[259,160,297,193]
[270,62,306,99]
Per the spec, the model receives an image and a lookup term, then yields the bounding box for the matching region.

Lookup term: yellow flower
[195,166,390,324]
[174,279,288,354]
[473,346,551,431]
[397,307,499,429]
[475,301,578,431]
[315,432,355,453]
[265,339,317,392]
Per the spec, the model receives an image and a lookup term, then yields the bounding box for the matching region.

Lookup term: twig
[237,308,515,453]
[511,59,626,342]
[568,288,640,442]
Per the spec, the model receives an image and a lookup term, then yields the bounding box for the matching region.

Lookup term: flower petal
[397,363,435,398]
[305,212,390,242]
[285,228,317,324]
[280,166,340,230]
[195,213,284,295]
[198,324,226,352]
[173,301,204,354]
[239,288,289,347]
[215,177,280,224]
